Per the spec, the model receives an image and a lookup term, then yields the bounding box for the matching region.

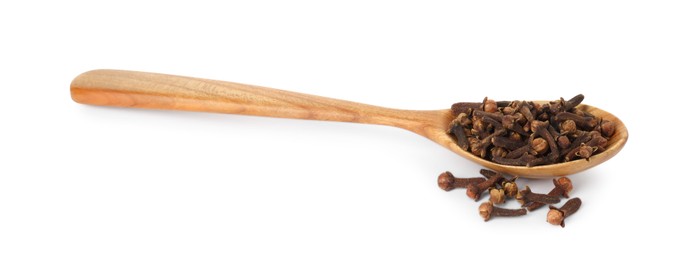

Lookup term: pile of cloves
[438,169,582,227]
[448,94,615,166]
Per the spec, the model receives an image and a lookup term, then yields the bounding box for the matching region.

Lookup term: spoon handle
[70,70,442,130]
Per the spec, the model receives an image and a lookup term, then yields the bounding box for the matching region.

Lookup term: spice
[437,171,486,191]
[488,188,506,204]
[531,138,549,154]
[526,177,573,211]
[466,171,503,201]
[600,120,616,137]
[478,201,527,221]
[516,186,561,207]
[547,198,582,227]
[479,169,498,179]
[437,169,583,227]
[501,178,518,198]
[448,94,614,166]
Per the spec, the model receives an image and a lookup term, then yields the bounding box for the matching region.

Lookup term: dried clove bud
[600,120,616,137]
[488,188,506,205]
[504,145,531,159]
[502,106,516,115]
[526,177,574,211]
[478,169,498,179]
[448,121,469,150]
[565,143,595,161]
[557,135,571,149]
[490,146,508,158]
[531,138,549,154]
[576,144,594,160]
[466,171,503,201]
[479,201,527,222]
[437,168,582,226]
[492,136,526,151]
[555,112,597,130]
[502,178,518,198]
[437,171,486,191]
[483,97,498,113]
[561,94,584,111]
[560,120,577,135]
[516,186,561,207]
[532,121,559,161]
[492,152,536,166]
[447,94,614,166]
[547,197,582,227]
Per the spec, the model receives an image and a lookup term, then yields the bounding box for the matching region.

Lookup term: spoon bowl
[418,105,627,178]
[71,70,628,178]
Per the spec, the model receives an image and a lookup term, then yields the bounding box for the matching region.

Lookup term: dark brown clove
[502,115,529,136]
[532,121,559,161]
[561,94,584,112]
[555,112,597,130]
[504,144,532,159]
[526,153,558,167]
[479,169,517,195]
[492,136,527,150]
[560,120,577,135]
[466,171,503,201]
[557,135,571,149]
[516,186,561,207]
[502,177,519,198]
[448,94,613,166]
[600,120,616,137]
[479,201,527,222]
[451,103,479,116]
[488,188,506,204]
[490,146,508,158]
[531,138,549,154]
[483,97,498,113]
[519,103,535,123]
[502,106,516,115]
[547,124,561,141]
[481,116,503,130]
[473,110,504,122]
[479,169,498,179]
[547,197,582,227]
[492,152,536,166]
[526,177,574,211]
[448,121,469,150]
[564,143,594,161]
[472,126,506,158]
[437,171,486,191]
[561,131,593,159]
[471,119,487,137]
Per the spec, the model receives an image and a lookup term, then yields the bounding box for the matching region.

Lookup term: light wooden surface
[70,69,628,178]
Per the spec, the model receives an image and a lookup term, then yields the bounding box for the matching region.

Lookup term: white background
[1,1,695,259]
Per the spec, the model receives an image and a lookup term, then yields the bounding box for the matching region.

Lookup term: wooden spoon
[70,70,628,178]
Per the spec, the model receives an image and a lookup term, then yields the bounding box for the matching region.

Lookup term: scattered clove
[478,169,499,179]
[437,171,486,191]
[547,198,582,227]
[447,94,614,166]
[466,171,502,201]
[437,169,583,227]
[488,188,506,204]
[478,201,527,221]
[526,177,573,211]
[501,177,518,198]
[516,186,561,207]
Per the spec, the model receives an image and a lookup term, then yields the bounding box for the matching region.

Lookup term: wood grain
[71,70,628,178]
[70,69,447,136]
